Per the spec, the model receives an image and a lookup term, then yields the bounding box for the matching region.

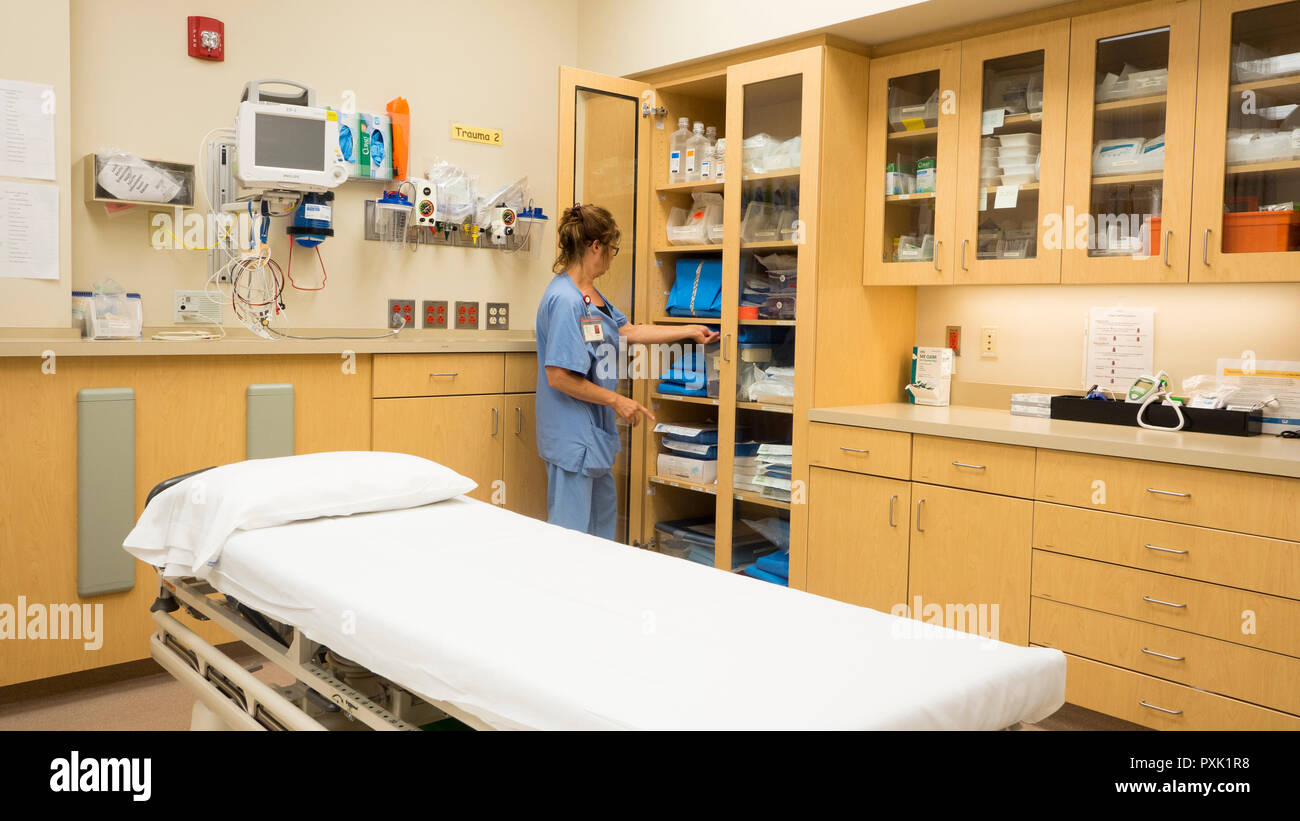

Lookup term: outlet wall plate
[980,326,998,358]
[173,290,222,324]
[945,325,961,356]
[423,300,448,329]
[454,301,479,330]
[486,303,510,330]
[388,299,415,329]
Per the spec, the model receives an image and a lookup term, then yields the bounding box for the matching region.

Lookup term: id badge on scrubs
[581,316,604,343]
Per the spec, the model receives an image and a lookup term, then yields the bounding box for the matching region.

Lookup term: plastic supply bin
[1222,210,1300,253]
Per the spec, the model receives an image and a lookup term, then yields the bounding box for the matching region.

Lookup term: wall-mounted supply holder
[362,200,541,252]
[84,152,195,208]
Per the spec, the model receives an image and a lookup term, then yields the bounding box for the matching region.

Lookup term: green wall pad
[77,388,137,596]
[247,383,294,459]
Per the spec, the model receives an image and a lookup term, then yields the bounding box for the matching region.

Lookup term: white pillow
[123,451,477,575]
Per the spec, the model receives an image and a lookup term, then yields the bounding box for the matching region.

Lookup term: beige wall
[0,0,72,328]
[69,0,578,330]
[915,283,1300,391]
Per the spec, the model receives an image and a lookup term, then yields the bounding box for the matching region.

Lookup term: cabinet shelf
[1093,93,1166,115]
[657,179,725,194]
[652,315,720,324]
[652,392,718,407]
[732,489,793,510]
[1225,159,1300,175]
[886,127,938,141]
[738,319,796,326]
[742,168,801,182]
[736,401,794,414]
[649,475,718,496]
[741,240,799,249]
[1091,171,1164,186]
[979,182,1040,195]
[885,191,936,203]
[1229,75,1300,97]
[654,244,722,253]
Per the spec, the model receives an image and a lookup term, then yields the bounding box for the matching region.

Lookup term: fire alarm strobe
[188,16,225,61]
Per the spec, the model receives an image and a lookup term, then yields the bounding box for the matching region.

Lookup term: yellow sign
[451,123,502,146]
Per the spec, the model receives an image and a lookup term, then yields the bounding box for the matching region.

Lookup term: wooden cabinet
[864,44,962,284]
[1061,0,1201,283]
[806,468,910,611]
[372,353,506,398]
[503,393,548,520]
[373,394,505,505]
[908,483,1032,645]
[954,20,1071,284]
[1191,0,1300,283]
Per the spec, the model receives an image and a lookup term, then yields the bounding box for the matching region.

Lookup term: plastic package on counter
[87,279,143,339]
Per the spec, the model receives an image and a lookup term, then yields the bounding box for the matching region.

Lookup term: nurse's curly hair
[553,203,621,274]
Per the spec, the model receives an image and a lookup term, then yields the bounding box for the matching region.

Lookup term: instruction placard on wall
[451,123,502,146]
[1084,306,1154,391]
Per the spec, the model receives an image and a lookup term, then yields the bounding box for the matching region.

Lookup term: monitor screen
[254,113,325,171]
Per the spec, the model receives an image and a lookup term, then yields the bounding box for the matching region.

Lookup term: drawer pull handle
[1143,595,1186,609]
[515,407,523,436]
[951,461,986,470]
[840,446,870,454]
[1144,543,1189,556]
[1139,700,1183,716]
[888,494,898,528]
[1141,647,1186,662]
[916,498,925,533]
[1146,487,1191,498]
[428,372,459,378]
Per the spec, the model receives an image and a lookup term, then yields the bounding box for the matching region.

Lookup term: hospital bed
[131,462,1066,731]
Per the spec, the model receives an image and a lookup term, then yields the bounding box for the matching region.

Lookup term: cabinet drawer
[372,353,506,398]
[1035,449,1300,541]
[1034,503,1300,600]
[505,352,538,393]
[1032,550,1300,658]
[1060,653,1300,731]
[911,435,1034,497]
[807,423,910,479]
[1032,598,1300,716]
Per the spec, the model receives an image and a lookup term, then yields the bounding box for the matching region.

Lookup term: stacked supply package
[666,257,722,318]
[733,326,795,407]
[654,422,719,484]
[736,442,793,502]
[739,517,791,586]
[740,253,797,320]
[656,336,719,397]
[654,517,778,571]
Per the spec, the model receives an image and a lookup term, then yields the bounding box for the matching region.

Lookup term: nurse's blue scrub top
[534,274,628,477]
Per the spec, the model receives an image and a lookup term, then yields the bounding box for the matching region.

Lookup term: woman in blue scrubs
[536,203,718,539]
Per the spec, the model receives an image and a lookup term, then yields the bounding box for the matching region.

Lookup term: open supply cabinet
[557,45,915,589]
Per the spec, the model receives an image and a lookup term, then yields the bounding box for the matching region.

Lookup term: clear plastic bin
[666,193,723,245]
[888,89,939,132]
[1225,129,1300,164]
[740,201,779,242]
[997,133,1040,149]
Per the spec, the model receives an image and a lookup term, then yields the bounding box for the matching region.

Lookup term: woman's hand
[683,325,721,344]
[612,395,656,426]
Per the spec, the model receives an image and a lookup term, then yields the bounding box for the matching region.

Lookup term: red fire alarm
[188,16,224,61]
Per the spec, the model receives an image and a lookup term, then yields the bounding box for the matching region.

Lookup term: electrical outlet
[173,290,222,324]
[980,326,998,358]
[387,299,415,329]
[485,303,510,330]
[945,325,962,356]
[423,300,448,329]
[454,301,479,330]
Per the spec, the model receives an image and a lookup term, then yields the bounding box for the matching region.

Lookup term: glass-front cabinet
[954,20,1071,284]
[864,44,961,284]
[1192,0,1300,282]
[1061,0,1201,283]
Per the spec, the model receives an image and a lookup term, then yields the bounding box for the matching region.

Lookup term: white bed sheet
[180,498,1064,730]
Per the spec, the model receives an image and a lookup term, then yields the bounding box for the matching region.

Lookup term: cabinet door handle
[915,498,925,532]
[1144,543,1188,556]
[1139,700,1183,716]
[933,240,942,272]
[1203,228,1211,266]
[888,494,898,528]
[1143,595,1186,609]
[1146,487,1191,498]
[515,406,523,436]
[428,372,459,378]
[723,333,732,363]
[951,461,986,470]
[840,446,869,454]
[1141,647,1186,662]
[491,407,499,437]
[1163,230,1172,267]
[960,239,969,271]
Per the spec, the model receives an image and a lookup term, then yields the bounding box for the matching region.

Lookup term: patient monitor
[235,79,347,193]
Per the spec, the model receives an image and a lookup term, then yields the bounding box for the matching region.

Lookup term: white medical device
[409,178,437,227]
[235,82,347,193]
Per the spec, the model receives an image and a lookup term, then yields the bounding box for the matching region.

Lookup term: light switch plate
[486,303,509,330]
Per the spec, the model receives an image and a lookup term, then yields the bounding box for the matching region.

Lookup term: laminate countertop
[0,331,536,358]
[809,403,1300,479]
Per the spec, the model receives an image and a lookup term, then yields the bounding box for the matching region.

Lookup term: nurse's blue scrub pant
[546,462,617,541]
